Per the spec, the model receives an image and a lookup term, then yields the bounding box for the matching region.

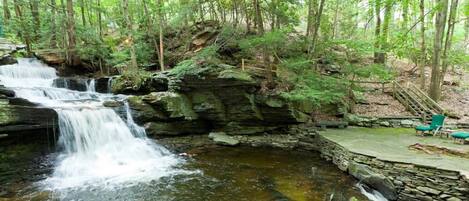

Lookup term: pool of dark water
[0,144,370,201]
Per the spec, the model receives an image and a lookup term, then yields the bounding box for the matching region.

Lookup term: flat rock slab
[208,132,240,146]
[320,127,469,177]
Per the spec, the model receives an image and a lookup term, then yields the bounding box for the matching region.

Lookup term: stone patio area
[320,127,469,176]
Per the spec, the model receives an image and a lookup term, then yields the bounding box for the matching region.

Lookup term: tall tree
[13,0,32,54]
[66,0,81,66]
[29,0,40,41]
[253,0,264,34]
[79,0,86,26]
[429,0,449,101]
[419,0,426,89]
[97,0,103,38]
[373,0,382,63]
[441,0,459,78]
[310,0,326,55]
[157,0,165,71]
[3,0,10,25]
[122,0,138,70]
[50,0,57,48]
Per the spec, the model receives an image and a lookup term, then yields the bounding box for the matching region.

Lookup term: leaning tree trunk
[429,0,449,101]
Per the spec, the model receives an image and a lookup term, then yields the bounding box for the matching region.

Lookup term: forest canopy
[0,0,468,104]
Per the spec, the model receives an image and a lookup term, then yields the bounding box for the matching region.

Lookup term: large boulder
[348,162,397,200]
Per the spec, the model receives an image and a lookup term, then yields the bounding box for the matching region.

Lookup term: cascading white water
[0,58,182,189]
[86,79,96,92]
[356,183,388,201]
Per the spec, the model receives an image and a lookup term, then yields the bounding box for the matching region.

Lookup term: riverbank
[157,127,469,201]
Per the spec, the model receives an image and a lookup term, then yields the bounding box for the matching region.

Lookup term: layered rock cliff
[109,64,313,137]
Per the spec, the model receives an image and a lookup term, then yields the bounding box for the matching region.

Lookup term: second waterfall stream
[0,58,183,189]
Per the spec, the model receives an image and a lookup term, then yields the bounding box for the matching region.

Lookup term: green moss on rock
[127,96,167,123]
[217,69,254,83]
[143,92,198,120]
[189,90,226,122]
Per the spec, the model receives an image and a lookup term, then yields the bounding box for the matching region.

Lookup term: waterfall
[86,79,96,92]
[107,77,113,93]
[356,183,388,201]
[0,58,182,189]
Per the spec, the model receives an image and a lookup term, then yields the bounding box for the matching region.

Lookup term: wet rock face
[348,162,397,200]
[53,78,89,91]
[0,86,58,138]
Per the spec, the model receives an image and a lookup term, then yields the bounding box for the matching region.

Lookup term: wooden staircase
[392,82,444,122]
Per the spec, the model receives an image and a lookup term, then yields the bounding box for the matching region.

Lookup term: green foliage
[280,71,347,106]
[239,30,288,55]
[115,69,153,91]
[169,45,221,78]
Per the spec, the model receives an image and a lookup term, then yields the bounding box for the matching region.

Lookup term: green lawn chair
[415,114,445,136]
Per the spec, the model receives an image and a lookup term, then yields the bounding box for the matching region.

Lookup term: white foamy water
[0,58,182,189]
[357,183,388,201]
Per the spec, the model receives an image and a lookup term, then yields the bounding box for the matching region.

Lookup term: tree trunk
[29,0,40,41]
[378,0,393,64]
[306,0,316,37]
[441,0,458,79]
[122,0,137,70]
[429,0,449,101]
[331,0,340,39]
[198,0,204,22]
[310,0,325,55]
[253,0,264,34]
[50,0,57,48]
[3,0,10,25]
[157,0,165,71]
[66,0,80,66]
[373,0,382,63]
[13,0,32,55]
[402,0,409,29]
[79,0,86,26]
[419,0,426,89]
[97,0,103,38]
[243,0,251,32]
[142,0,161,69]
